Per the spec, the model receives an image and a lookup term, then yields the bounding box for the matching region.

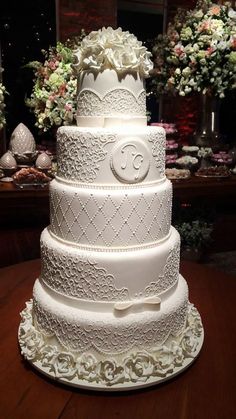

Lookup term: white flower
[74,27,153,77]
[193,9,203,19]
[198,147,212,158]
[217,41,228,51]
[182,66,191,77]
[228,8,236,20]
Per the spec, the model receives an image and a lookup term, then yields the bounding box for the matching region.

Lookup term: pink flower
[231,37,236,50]
[48,60,58,70]
[174,43,185,58]
[199,20,211,32]
[168,29,179,43]
[206,46,215,55]
[64,103,72,111]
[209,6,221,16]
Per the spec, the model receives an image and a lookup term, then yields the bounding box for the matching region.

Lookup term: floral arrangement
[0,79,7,129]
[26,40,82,132]
[73,27,153,77]
[152,0,236,97]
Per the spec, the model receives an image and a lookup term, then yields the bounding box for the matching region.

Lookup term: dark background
[0,0,56,140]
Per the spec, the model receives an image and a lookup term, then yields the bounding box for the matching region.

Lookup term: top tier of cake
[73,27,153,128]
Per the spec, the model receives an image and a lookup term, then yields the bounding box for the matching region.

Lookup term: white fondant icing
[32,275,189,354]
[56,125,166,184]
[110,137,150,183]
[40,227,180,303]
[49,178,172,247]
[19,27,203,389]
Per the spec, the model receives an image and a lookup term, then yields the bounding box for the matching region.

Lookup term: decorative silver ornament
[9,123,38,163]
[36,152,52,170]
[0,151,17,169]
[0,151,17,182]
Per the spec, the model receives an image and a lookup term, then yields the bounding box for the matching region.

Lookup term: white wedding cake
[19,27,203,390]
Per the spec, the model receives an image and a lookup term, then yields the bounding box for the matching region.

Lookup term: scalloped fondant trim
[78,87,146,102]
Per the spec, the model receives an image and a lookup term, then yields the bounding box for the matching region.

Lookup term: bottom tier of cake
[18,275,204,390]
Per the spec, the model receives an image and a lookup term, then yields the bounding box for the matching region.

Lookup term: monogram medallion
[110,137,150,183]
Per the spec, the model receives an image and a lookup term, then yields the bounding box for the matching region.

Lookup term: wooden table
[0,259,236,419]
[0,181,49,227]
[1,174,236,211]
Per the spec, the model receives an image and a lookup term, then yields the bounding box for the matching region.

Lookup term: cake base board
[26,332,203,391]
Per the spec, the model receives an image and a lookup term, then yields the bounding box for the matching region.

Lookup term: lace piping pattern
[77,88,146,117]
[32,297,188,354]
[57,130,116,183]
[19,301,203,386]
[40,239,180,302]
[148,130,166,177]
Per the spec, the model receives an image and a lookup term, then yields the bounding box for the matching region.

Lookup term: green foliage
[175,219,213,249]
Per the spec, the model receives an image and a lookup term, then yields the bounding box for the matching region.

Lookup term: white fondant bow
[114,296,161,314]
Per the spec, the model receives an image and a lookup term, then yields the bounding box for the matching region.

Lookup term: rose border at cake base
[18,300,204,391]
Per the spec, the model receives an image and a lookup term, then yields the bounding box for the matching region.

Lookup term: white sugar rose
[99,360,125,385]
[77,353,99,381]
[74,27,153,77]
[168,341,184,366]
[52,352,77,379]
[41,345,59,368]
[19,328,44,361]
[180,328,199,355]
[124,352,155,381]
[155,346,175,374]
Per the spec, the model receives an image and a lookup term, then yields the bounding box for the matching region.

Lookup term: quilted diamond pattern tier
[49,179,172,247]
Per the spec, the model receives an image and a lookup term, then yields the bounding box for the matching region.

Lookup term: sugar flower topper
[73,27,153,77]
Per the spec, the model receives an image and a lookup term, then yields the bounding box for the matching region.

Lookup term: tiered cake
[19,27,203,390]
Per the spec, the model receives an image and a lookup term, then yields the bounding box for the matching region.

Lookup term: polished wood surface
[0,259,235,419]
[172,172,236,201]
[0,181,49,225]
